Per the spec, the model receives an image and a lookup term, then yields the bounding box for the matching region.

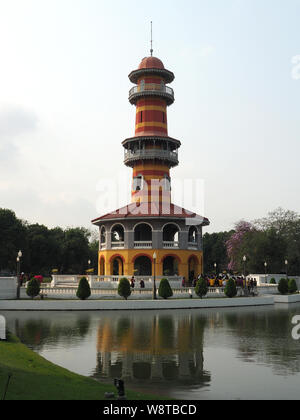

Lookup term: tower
[92,53,209,283]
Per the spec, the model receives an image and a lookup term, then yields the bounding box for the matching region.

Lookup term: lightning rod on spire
[150,21,153,57]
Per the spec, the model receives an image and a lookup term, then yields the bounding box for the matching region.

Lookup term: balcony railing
[163,241,179,248]
[129,84,174,104]
[124,149,178,164]
[134,241,153,249]
[188,242,198,250]
[111,242,125,249]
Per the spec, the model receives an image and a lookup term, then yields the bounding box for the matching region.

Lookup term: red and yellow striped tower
[92,53,209,282]
[124,56,180,208]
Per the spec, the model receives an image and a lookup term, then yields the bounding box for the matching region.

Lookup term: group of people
[130,276,145,289]
[182,274,258,292]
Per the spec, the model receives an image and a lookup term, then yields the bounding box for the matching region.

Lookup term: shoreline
[0,295,276,311]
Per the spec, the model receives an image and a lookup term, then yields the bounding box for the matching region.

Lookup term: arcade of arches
[98,250,203,280]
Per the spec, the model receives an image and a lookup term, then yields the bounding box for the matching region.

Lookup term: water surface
[2,303,300,400]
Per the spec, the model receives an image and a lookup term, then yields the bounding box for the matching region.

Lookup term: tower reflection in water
[91,313,211,392]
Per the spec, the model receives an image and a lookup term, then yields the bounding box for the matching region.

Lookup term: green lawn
[0,333,164,400]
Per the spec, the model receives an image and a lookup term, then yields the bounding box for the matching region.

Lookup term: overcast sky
[0,0,300,234]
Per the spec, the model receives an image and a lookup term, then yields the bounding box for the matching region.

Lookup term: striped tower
[123,56,180,208]
[92,53,210,282]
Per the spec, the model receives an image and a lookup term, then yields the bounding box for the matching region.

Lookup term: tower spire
[150,21,153,57]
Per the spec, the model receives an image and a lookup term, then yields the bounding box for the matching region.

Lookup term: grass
[0,332,166,400]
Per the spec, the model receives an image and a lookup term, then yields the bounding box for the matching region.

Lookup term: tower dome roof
[138,56,165,70]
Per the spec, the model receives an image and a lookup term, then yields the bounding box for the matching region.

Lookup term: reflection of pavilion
[91,314,211,388]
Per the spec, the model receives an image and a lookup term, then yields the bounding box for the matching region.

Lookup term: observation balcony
[124,148,179,167]
[129,84,174,105]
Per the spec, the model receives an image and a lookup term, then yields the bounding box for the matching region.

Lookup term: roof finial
[150,21,153,57]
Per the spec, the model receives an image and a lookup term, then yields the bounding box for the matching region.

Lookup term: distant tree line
[204,208,300,276]
[1,207,299,277]
[0,208,99,276]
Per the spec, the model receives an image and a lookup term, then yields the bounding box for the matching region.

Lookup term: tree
[278,278,289,295]
[0,208,28,273]
[62,228,91,274]
[203,230,234,274]
[226,221,253,272]
[118,278,131,300]
[270,278,277,284]
[26,278,40,299]
[76,277,91,300]
[195,277,208,299]
[288,279,298,294]
[224,278,237,298]
[158,278,173,299]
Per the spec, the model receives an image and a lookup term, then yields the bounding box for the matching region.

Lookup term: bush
[26,278,41,299]
[269,278,276,284]
[158,278,173,299]
[118,278,131,300]
[224,278,237,298]
[278,278,289,295]
[195,277,208,299]
[76,277,91,300]
[288,279,298,294]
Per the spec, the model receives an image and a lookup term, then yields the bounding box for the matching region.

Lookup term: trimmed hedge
[76,277,91,300]
[288,279,298,294]
[26,278,41,299]
[158,278,173,299]
[195,277,208,299]
[278,278,289,295]
[224,278,237,298]
[118,278,131,300]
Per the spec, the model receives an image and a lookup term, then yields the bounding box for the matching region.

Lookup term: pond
[2,303,300,400]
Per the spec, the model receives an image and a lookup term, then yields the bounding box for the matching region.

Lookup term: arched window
[111,225,125,248]
[134,223,152,242]
[100,227,106,245]
[188,227,198,243]
[133,175,143,192]
[163,223,179,247]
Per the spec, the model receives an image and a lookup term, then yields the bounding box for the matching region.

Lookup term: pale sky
[0,0,300,234]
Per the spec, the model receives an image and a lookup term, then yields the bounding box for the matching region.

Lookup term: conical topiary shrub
[26,278,41,299]
[76,277,91,300]
[158,278,173,299]
[224,278,237,298]
[195,277,208,299]
[118,278,131,300]
[270,278,276,284]
[288,279,298,294]
[278,278,289,295]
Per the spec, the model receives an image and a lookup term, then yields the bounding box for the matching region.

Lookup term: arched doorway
[134,256,152,276]
[100,257,105,276]
[163,256,179,276]
[111,256,124,276]
[188,256,199,282]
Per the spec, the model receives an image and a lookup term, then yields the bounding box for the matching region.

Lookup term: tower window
[133,175,143,192]
[140,111,143,123]
[162,112,165,123]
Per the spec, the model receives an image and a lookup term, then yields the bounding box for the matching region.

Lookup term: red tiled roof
[92,202,209,225]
